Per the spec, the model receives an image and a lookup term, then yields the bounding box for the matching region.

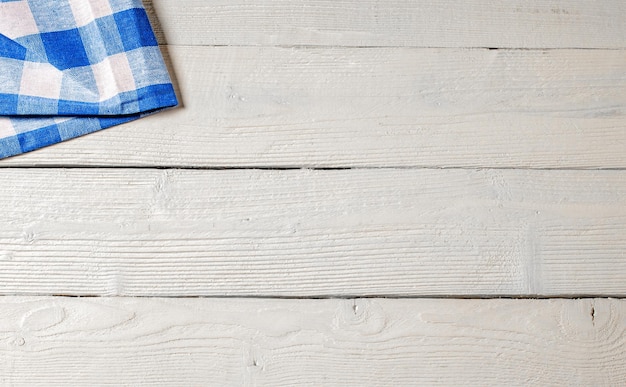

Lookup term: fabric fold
[0,0,178,159]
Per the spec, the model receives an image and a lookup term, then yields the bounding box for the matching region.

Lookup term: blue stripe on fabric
[57,100,101,115]
[4,104,167,158]
[55,84,176,116]
[17,95,59,115]
[13,34,49,63]
[103,91,139,115]
[17,124,62,153]
[0,136,21,159]
[59,67,99,103]
[126,46,173,89]
[137,84,178,111]
[78,22,110,65]
[0,58,24,97]
[98,114,137,127]
[0,34,27,60]
[40,29,91,70]
[114,8,158,51]
[0,94,19,114]
[56,117,103,140]
[95,14,126,56]
[26,0,76,32]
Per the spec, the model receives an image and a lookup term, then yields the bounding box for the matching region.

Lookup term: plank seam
[2,166,626,171]
[186,45,626,51]
[7,294,626,300]
[156,44,626,51]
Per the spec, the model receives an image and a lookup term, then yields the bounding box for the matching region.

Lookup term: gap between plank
[1,165,626,171]
[6,294,626,300]
[160,44,625,51]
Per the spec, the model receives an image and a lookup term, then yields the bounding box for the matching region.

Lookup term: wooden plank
[0,168,624,297]
[3,47,625,168]
[144,0,626,48]
[1,297,625,385]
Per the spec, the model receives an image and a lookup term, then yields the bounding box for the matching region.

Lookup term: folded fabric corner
[0,0,178,159]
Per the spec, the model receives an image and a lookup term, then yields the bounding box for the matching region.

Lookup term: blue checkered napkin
[0,0,178,159]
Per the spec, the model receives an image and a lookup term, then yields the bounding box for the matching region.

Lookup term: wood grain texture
[3,47,625,168]
[1,297,625,386]
[1,2,623,385]
[0,168,624,297]
[144,0,626,48]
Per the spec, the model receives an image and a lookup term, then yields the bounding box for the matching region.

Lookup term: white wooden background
[1,1,625,385]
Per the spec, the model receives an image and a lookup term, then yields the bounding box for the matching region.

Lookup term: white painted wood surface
[3,47,624,168]
[0,168,624,297]
[1,297,624,386]
[1,0,625,384]
[144,0,626,48]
